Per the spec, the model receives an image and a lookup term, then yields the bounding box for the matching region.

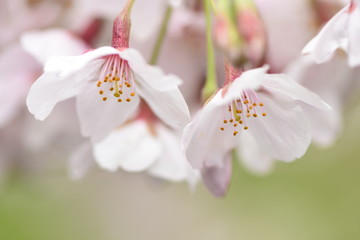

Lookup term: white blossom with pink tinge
[26,47,190,143]
[183,66,331,196]
[303,0,360,67]
[93,119,198,186]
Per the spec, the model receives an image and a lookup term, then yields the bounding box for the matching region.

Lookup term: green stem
[202,0,218,100]
[210,0,218,15]
[149,6,173,65]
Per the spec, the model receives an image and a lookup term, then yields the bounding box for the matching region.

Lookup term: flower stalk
[149,5,173,65]
[202,0,218,101]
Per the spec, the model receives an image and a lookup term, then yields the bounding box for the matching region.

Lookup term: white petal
[285,55,350,147]
[68,141,94,180]
[302,6,349,63]
[183,92,237,169]
[27,60,101,121]
[120,48,182,91]
[44,46,118,75]
[300,98,342,147]
[237,133,274,175]
[137,83,190,129]
[247,92,311,162]
[21,29,88,65]
[148,124,199,184]
[93,120,161,172]
[348,7,360,67]
[201,153,232,197]
[221,66,268,104]
[76,82,140,142]
[262,74,331,110]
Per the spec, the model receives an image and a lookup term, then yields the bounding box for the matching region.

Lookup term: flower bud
[215,0,267,68]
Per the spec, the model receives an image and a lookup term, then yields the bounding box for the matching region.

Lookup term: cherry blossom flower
[303,0,360,67]
[183,64,330,196]
[93,117,198,186]
[66,102,198,185]
[26,2,190,143]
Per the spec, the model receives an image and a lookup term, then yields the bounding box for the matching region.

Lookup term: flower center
[219,89,266,136]
[97,55,135,102]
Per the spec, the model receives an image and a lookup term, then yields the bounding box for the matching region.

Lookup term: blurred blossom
[303,0,360,67]
[255,0,316,72]
[215,0,267,68]
[286,53,360,147]
[94,110,198,186]
[21,28,89,65]
[0,44,38,127]
[0,0,64,48]
[183,63,330,196]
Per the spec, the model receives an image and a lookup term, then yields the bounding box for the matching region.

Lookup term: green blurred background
[1,107,360,240]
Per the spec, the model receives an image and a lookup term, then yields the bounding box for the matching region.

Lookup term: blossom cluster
[1,0,359,197]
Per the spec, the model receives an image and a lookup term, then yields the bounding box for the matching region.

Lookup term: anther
[262,113,267,116]
[102,97,107,101]
[233,131,238,136]
[253,114,257,117]
[99,90,104,95]
[244,126,248,130]
[224,120,228,124]
[118,99,122,102]
[220,127,224,131]
[126,98,131,102]
[259,103,264,106]
[110,87,114,91]
[130,92,135,97]
[114,93,120,97]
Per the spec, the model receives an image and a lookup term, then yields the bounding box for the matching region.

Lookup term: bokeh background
[1,105,359,240]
